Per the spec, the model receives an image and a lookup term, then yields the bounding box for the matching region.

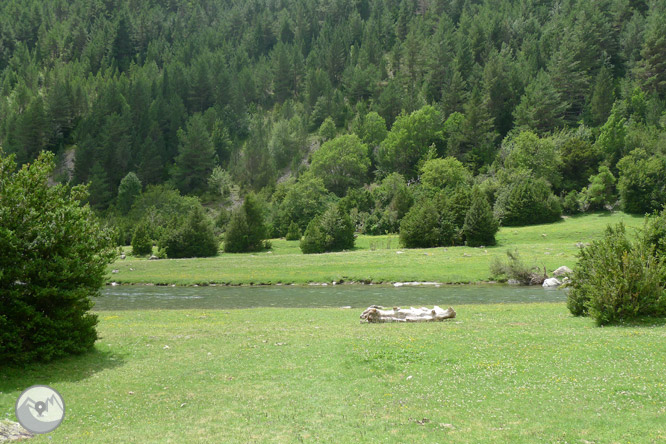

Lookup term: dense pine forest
[1,0,665,254]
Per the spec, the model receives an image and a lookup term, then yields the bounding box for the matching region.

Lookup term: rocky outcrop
[0,420,33,442]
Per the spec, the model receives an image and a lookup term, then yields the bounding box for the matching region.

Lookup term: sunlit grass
[1,304,665,442]
[109,212,644,286]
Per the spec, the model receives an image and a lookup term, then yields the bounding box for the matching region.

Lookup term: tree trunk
[360,305,456,323]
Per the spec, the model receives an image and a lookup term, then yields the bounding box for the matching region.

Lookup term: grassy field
[108,212,644,286]
[1,303,665,443]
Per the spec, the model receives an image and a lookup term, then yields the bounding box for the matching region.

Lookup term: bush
[463,187,499,247]
[494,171,561,226]
[562,190,582,215]
[490,250,546,285]
[0,151,116,365]
[567,223,666,325]
[300,206,355,254]
[285,221,302,240]
[131,224,153,256]
[399,196,456,248]
[163,206,219,258]
[224,193,269,253]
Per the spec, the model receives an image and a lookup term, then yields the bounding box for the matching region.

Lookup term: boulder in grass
[542,277,561,288]
[552,266,573,277]
[360,305,456,323]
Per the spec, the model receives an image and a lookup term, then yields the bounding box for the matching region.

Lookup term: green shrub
[163,206,219,258]
[300,206,355,254]
[285,221,302,240]
[0,151,116,365]
[224,193,269,253]
[567,223,666,325]
[494,171,561,226]
[490,250,545,285]
[562,190,582,215]
[399,196,456,248]
[131,224,153,256]
[463,187,499,247]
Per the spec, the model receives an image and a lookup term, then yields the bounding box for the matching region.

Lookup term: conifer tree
[463,187,499,247]
[172,114,216,195]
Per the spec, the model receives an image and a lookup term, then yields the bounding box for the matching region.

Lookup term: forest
[1,0,665,255]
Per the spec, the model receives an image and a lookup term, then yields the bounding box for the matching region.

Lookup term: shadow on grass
[0,347,125,392]
[610,317,666,328]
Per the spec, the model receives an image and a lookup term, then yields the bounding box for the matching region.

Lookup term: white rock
[552,266,573,277]
[542,277,561,288]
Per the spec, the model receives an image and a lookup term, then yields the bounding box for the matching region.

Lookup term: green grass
[109,212,644,286]
[2,304,665,443]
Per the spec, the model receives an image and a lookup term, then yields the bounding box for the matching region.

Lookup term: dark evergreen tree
[163,206,219,258]
[463,187,499,247]
[172,114,216,195]
[117,172,142,215]
[131,223,153,256]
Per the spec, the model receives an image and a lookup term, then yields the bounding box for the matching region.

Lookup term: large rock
[552,266,573,277]
[0,420,33,441]
[542,277,561,288]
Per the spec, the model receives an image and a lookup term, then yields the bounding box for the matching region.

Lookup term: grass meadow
[1,304,666,443]
[2,211,663,443]
[109,212,644,286]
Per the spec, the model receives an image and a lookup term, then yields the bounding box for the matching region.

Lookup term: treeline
[1,0,666,255]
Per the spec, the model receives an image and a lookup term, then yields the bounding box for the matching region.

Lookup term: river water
[94,284,566,310]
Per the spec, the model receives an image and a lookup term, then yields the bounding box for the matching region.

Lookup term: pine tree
[513,71,568,134]
[117,172,142,215]
[87,162,112,211]
[588,64,615,126]
[463,187,499,247]
[285,221,302,240]
[224,194,268,253]
[131,223,153,256]
[164,206,219,258]
[172,114,216,195]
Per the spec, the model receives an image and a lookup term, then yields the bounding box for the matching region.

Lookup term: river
[94,284,566,310]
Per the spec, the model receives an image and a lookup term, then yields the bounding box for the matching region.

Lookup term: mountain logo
[15,385,65,434]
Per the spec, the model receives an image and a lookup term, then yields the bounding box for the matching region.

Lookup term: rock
[542,277,561,288]
[507,279,520,285]
[0,420,33,441]
[120,254,126,260]
[552,266,573,277]
[112,269,119,274]
[149,255,158,260]
[111,282,118,286]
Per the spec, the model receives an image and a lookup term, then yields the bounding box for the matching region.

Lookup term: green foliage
[208,166,233,198]
[494,171,562,226]
[277,175,331,234]
[300,205,355,254]
[356,111,387,148]
[513,71,567,135]
[285,221,302,241]
[567,223,666,325]
[131,223,153,256]
[558,136,601,193]
[490,250,544,285]
[377,105,444,178]
[419,157,472,192]
[617,149,666,214]
[503,131,561,190]
[0,151,115,365]
[318,117,336,142]
[172,114,216,195]
[163,206,219,258]
[224,194,268,253]
[464,187,499,247]
[117,172,142,214]
[562,190,582,215]
[310,134,370,196]
[399,196,455,249]
[579,166,617,212]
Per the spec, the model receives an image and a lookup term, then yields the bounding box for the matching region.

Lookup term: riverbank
[2,302,664,442]
[107,212,643,286]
